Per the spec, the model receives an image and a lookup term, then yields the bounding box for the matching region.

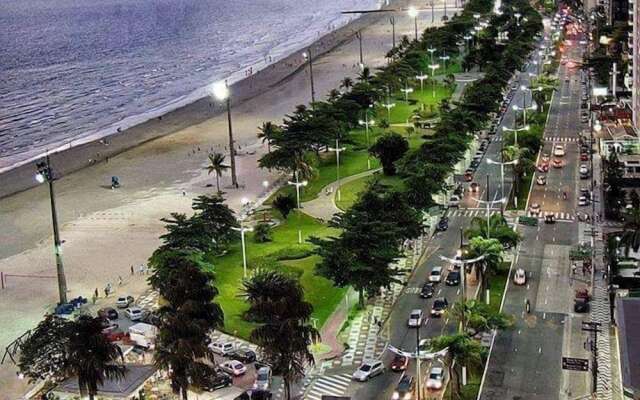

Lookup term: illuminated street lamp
[211,81,239,188]
[232,200,253,278]
[502,125,530,146]
[400,81,414,103]
[428,63,440,97]
[302,50,316,104]
[288,172,308,244]
[416,72,429,91]
[439,52,451,73]
[35,155,68,304]
[358,106,375,169]
[329,139,347,201]
[408,7,419,41]
[512,103,537,126]
[486,158,519,205]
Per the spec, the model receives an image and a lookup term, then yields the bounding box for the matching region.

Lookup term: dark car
[235,390,272,400]
[393,375,415,399]
[229,349,257,364]
[445,271,461,286]
[574,298,589,313]
[544,214,556,224]
[420,283,435,299]
[202,370,233,391]
[431,298,449,317]
[390,355,409,372]
[98,307,118,320]
[141,311,161,326]
[436,217,449,232]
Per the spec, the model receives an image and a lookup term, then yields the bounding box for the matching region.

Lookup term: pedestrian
[571,264,577,275]
[182,190,186,196]
[374,316,379,326]
[139,264,145,275]
[130,265,134,275]
[118,275,123,286]
[104,286,109,297]
[94,287,99,299]
[582,264,586,275]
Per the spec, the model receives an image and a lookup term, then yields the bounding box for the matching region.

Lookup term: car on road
[393,374,415,400]
[448,195,460,208]
[219,360,247,376]
[116,295,134,309]
[574,298,589,313]
[209,341,235,356]
[436,217,449,232]
[253,366,272,390]
[202,369,233,391]
[544,214,556,224]
[469,182,480,193]
[553,159,564,168]
[124,307,144,321]
[445,271,460,286]
[580,153,589,161]
[408,309,423,327]
[229,348,257,363]
[553,145,565,157]
[579,164,589,178]
[513,268,527,285]
[420,283,435,299]
[352,360,384,381]
[390,355,409,372]
[578,196,589,206]
[529,203,541,216]
[537,162,549,173]
[580,188,591,200]
[429,266,443,283]
[541,153,550,163]
[426,367,445,390]
[464,170,474,182]
[536,175,547,185]
[431,298,449,317]
[98,307,118,320]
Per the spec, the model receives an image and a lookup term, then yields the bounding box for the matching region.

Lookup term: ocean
[0,0,380,170]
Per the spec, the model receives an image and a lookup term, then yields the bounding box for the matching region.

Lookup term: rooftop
[54,364,156,399]
[615,297,640,393]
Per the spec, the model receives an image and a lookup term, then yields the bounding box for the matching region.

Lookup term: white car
[125,307,144,321]
[448,195,460,207]
[536,175,547,185]
[209,341,234,356]
[352,360,384,381]
[553,145,565,157]
[219,360,246,376]
[115,295,134,309]
[426,367,445,390]
[407,309,423,327]
[579,164,589,175]
[254,366,272,390]
[513,268,527,285]
[578,196,589,206]
[429,266,443,283]
[529,203,541,216]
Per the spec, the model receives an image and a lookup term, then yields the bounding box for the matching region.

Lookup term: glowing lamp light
[211,81,229,100]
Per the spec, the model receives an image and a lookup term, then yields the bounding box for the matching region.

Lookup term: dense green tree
[450,300,513,335]
[18,315,72,382]
[159,213,212,253]
[467,237,504,292]
[191,194,238,253]
[272,194,297,219]
[253,222,272,243]
[465,214,521,249]
[369,133,409,175]
[242,270,319,400]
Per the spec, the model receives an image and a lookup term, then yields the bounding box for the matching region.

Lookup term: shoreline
[0,6,390,199]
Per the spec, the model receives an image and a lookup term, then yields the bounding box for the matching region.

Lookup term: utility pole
[355,30,364,66]
[225,97,238,188]
[303,49,316,104]
[389,16,396,49]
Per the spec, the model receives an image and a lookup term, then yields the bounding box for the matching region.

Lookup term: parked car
[579,164,589,178]
[529,203,541,216]
[429,266,443,283]
[553,159,563,168]
[219,360,247,376]
[544,214,556,224]
[209,341,235,356]
[469,182,480,193]
[393,374,416,400]
[431,298,449,317]
[235,390,272,400]
[574,298,589,313]
[98,307,118,320]
[536,175,547,185]
[352,360,384,381]
[116,295,134,309]
[426,366,445,390]
[580,153,589,161]
[125,307,144,321]
[553,145,565,157]
[578,196,589,206]
[253,366,272,390]
[390,355,409,372]
[408,309,423,327]
[513,268,527,285]
[445,271,460,286]
[436,217,449,232]
[464,170,474,182]
[229,349,257,363]
[420,283,435,299]
[202,369,233,391]
[448,195,460,208]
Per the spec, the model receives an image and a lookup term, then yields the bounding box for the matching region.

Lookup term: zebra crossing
[447,209,503,218]
[526,211,576,221]
[592,275,614,400]
[136,289,158,310]
[544,136,579,142]
[304,373,352,400]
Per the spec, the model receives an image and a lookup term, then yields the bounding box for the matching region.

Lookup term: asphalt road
[480,29,593,400]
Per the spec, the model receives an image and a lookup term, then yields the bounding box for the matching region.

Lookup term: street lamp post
[212,82,239,188]
[514,12,522,25]
[302,49,316,104]
[389,16,396,49]
[439,253,486,330]
[471,197,507,238]
[358,106,375,169]
[355,30,364,67]
[486,158,518,209]
[428,63,440,98]
[463,34,473,55]
[329,139,347,201]
[416,72,429,92]
[382,87,396,121]
[287,171,308,244]
[502,125,530,146]
[232,213,253,278]
[408,7,419,41]
[35,155,68,304]
[400,81,414,103]
[512,103,537,126]
[439,52,450,74]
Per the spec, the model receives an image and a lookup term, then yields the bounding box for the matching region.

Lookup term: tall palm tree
[257,121,282,153]
[242,270,319,400]
[450,300,513,335]
[502,145,531,199]
[65,316,126,400]
[205,152,229,194]
[467,237,504,292]
[620,207,640,254]
[430,334,485,398]
[340,77,354,92]
[465,214,521,249]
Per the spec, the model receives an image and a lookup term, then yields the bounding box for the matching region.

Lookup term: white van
[209,341,235,356]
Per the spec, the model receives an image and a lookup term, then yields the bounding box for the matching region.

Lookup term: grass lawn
[488,266,510,313]
[335,173,404,211]
[203,211,344,340]
[378,84,454,125]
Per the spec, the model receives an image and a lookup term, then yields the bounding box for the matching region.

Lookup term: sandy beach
[0,2,454,396]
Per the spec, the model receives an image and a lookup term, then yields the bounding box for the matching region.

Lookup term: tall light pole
[439,52,450,74]
[35,155,68,304]
[329,139,347,201]
[514,12,522,25]
[428,63,440,98]
[355,30,364,67]
[358,106,375,169]
[463,34,473,55]
[502,125,529,146]
[212,82,239,188]
[416,72,429,92]
[486,158,518,209]
[471,197,507,238]
[302,49,316,104]
[287,171,308,244]
[382,87,396,121]
[232,203,253,278]
[439,253,486,330]
[389,16,396,49]
[408,7,419,41]
[400,81,414,103]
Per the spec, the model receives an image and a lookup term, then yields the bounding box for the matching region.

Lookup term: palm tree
[450,300,513,335]
[467,237,504,292]
[378,118,390,132]
[205,152,229,194]
[65,316,126,400]
[502,145,531,199]
[465,214,521,249]
[340,77,354,92]
[430,334,485,398]
[242,270,319,400]
[257,121,282,153]
[620,207,640,254]
[357,66,372,83]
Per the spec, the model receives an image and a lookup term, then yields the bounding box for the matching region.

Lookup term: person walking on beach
[118,275,123,286]
[131,265,134,275]
[94,288,99,299]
